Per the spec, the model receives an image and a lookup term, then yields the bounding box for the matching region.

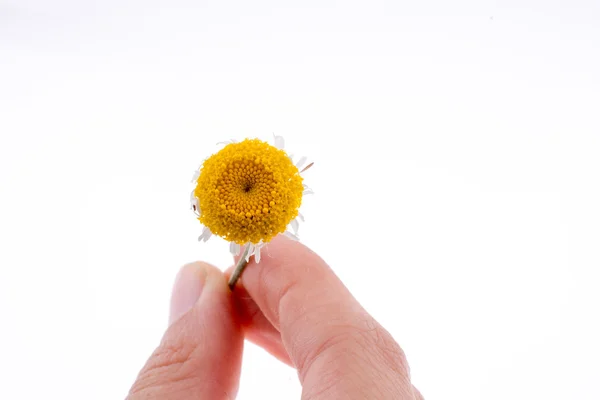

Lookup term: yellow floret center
[194,138,304,245]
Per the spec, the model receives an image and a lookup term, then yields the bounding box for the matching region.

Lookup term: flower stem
[228,245,251,290]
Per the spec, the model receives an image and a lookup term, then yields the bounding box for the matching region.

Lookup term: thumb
[127,262,244,400]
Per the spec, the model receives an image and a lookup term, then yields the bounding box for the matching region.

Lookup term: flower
[191,135,312,262]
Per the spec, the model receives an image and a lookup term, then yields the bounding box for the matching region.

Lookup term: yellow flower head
[190,135,312,262]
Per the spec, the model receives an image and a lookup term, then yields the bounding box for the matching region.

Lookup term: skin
[127,236,423,399]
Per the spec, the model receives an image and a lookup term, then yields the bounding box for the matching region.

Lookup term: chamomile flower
[190,135,312,264]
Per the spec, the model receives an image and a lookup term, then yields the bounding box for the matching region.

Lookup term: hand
[127,236,423,399]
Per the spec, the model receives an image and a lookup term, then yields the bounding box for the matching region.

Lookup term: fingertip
[169,262,231,325]
[169,262,208,325]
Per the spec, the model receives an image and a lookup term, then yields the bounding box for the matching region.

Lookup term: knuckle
[359,317,410,378]
[150,339,197,372]
[301,314,410,381]
[304,315,410,379]
[298,317,414,399]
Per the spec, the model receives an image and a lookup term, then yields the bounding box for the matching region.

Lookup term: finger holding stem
[235,235,417,399]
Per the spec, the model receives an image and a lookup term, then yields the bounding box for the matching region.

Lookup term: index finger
[235,236,416,399]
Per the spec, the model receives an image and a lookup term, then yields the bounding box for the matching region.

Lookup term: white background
[1,1,599,399]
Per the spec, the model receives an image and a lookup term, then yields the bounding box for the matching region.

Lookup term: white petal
[198,226,212,242]
[229,242,241,256]
[295,156,307,169]
[273,134,285,149]
[251,241,265,263]
[190,192,201,216]
[291,218,300,235]
[303,188,314,195]
[284,231,300,241]
[254,246,262,263]
[299,161,314,173]
[297,212,305,222]
[245,243,255,262]
[190,169,200,183]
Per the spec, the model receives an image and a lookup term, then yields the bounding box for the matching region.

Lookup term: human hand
[127,236,423,399]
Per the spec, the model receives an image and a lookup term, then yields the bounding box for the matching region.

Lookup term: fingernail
[169,264,207,325]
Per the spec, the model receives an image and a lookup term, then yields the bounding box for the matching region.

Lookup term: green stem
[228,245,251,290]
